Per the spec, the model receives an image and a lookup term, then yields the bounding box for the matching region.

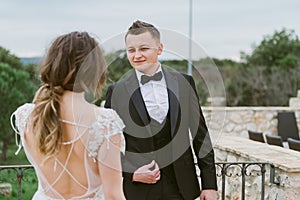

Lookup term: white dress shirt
[135,66,169,123]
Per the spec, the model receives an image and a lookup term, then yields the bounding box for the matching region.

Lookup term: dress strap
[10,103,35,155]
[45,116,89,193]
[59,114,90,145]
[45,141,75,192]
[61,127,89,145]
[54,158,88,191]
[59,119,90,129]
[10,111,22,155]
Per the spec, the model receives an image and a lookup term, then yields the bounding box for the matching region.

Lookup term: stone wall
[202,91,300,141]
[202,107,300,142]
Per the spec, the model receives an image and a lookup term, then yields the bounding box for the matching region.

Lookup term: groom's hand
[132,160,160,184]
[200,189,217,200]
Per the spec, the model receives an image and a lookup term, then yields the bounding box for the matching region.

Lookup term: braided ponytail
[30,31,106,163]
[32,84,64,161]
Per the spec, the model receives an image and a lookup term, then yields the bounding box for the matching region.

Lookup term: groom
[105,20,217,200]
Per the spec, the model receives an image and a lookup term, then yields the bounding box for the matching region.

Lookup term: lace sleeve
[88,108,125,162]
[10,103,35,155]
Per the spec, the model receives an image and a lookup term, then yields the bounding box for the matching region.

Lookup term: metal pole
[17,168,23,200]
[187,0,193,75]
[241,164,246,200]
[221,163,226,200]
[261,164,266,200]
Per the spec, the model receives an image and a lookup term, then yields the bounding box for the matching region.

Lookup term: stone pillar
[206,97,226,106]
[0,183,12,197]
[289,90,300,107]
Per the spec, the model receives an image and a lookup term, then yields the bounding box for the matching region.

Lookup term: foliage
[87,50,132,105]
[163,59,209,104]
[24,63,40,86]
[0,144,30,165]
[0,46,38,161]
[0,47,23,70]
[161,59,188,72]
[225,65,300,106]
[0,144,36,199]
[242,28,300,68]
[0,168,37,199]
[0,63,36,161]
[161,59,204,104]
[106,50,132,84]
[212,58,240,68]
[224,28,300,106]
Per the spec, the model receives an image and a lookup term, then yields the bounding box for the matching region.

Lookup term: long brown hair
[31,31,106,161]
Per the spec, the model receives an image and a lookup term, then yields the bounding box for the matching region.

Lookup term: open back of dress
[11,103,125,200]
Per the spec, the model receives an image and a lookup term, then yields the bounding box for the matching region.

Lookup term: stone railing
[215,136,300,200]
[201,93,300,199]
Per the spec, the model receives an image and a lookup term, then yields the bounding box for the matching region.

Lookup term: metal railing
[0,162,277,200]
[215,162,269,200]
[0,165,34,200]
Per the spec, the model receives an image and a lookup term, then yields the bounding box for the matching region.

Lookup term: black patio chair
[265,134,284,147]
[277,112,300,141]
[248,130,265,143]
[287,137,300,151]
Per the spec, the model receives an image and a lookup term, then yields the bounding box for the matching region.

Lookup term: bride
[11,31,126,200]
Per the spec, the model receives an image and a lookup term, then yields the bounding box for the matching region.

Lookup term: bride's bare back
[11,92,125,199]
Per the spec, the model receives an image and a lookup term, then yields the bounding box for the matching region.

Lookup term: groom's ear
[157,43,163,55]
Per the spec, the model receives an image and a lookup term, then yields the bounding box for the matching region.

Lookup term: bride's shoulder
[91,107,125,132]
[87,107,125,160]
[12,103,35,120]
[11,103,35,135]
[94,107,121,121]
[15,103,35,112]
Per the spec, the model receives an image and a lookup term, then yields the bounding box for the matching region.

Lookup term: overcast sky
[1,0,299,61]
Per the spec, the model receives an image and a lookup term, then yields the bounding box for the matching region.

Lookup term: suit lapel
[124,70,151,127]
[163,67,180,136]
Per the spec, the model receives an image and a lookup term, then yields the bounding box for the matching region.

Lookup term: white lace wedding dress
[10,103,125,200]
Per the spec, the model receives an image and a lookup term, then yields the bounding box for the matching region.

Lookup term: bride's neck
[60,91,90,120]
[61,90,87,107]
[61,91,86,103]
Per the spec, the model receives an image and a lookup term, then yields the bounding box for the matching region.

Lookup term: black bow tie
[141,71,163,85]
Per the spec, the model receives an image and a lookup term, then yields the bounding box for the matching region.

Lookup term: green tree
[242,28,300,68]
[0,46,24,70]
[106,50,132,84]
[24,63,40,86]
[87,50,132,105]
[0,63,36,161]
[226,65,300,106]
[224,28,300,106]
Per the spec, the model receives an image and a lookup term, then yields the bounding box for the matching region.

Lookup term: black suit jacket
[105,66,217,200]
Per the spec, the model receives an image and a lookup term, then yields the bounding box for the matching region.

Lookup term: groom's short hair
[125,20,160,42]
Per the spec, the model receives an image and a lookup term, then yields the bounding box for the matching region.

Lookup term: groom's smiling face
[125,31,163,75]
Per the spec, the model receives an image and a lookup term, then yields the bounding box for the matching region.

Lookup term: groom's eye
[127,49,135,53]
[140,48,149,51]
